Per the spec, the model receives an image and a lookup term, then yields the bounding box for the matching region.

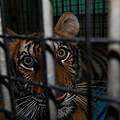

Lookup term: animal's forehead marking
[20,40,34,54]
[54,42,68,50]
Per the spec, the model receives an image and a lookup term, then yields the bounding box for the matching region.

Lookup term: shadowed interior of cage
[0,0,108,36]
[0,0,119,120]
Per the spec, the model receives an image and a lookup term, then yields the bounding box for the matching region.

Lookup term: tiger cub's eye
[19,55,35,71]
[57,47,69,60]
[23,56,34,67]
[58,49,66,57]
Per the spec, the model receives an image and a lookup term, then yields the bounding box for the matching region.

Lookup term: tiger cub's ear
[6,28,19,43]
[6,29,21,58]
[55,12,80,37]
[6,28,17,35]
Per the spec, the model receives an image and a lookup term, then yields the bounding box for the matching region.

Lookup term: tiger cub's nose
[35,92,45,100]
[55,83,67,103]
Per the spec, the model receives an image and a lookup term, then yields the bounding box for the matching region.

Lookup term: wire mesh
[52,0,108,37]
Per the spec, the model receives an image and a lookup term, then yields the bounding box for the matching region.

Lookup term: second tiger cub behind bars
[7,12,108,120]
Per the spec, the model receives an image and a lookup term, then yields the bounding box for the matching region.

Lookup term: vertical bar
[93,0,95,37]
[102,0,105,37]
[23,0,27,33]
[0,1,16,119]
[69,0,72,12]
[108,0,120,118]
[77,0,79,15]
[56,0,58,17]
[0,10,12,114]
[62,0,64,13]
[85,0,93,119]
[11,0,18,32]
[77,0,80,22]
[42,0,56,120]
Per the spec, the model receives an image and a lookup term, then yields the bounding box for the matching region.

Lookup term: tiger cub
[7,12,107,120]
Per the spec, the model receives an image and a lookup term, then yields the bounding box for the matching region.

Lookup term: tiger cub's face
[8,13,87,120]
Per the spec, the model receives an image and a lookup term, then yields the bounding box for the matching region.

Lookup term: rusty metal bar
[42,0,57,120]
[108,0,120,118]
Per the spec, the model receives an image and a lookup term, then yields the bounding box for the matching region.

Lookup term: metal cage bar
[0,8,16,120]
[85,0,93,119]
[108,0,120,119]
[42,0,56,120]
[0,10,12,112]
